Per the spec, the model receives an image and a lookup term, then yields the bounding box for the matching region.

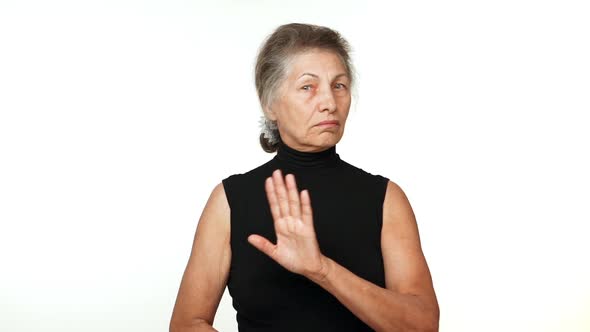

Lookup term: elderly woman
[170,23,439,332]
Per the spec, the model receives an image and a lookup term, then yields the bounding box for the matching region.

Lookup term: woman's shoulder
[223,156,278,181]
[221,156,276,189]
[339,159,391,185]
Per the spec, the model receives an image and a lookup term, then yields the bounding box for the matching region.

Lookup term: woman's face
[267,48,351,152]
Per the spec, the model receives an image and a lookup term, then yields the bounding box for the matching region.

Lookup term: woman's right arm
[169,182,232,332]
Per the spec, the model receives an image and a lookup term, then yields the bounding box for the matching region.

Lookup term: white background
[1,1,589,331]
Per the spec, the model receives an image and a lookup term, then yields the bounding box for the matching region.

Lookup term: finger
[247,234,277,260]
[300,189,314,226]
[285,173,301,220]
[272,169,291,217]
[265,176,282,221]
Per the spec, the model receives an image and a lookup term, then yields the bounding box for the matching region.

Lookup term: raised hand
[247,169,327,278]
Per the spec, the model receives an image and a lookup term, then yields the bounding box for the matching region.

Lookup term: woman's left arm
[306,181,439,332]
[248,172,439,332]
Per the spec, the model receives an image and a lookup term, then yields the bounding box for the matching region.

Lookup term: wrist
[308,255,332,284]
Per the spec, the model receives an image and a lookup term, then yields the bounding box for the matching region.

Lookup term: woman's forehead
[286,52,348,80]
[296,72,350,82]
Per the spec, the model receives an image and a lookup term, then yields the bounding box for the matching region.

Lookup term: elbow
[169,318,213,332]
[381,305,439,332]
[421,322,439,332]
[407,316,438,332]
[420,305,440,332]
[403,304,439,332]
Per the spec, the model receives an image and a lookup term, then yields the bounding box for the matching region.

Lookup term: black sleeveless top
[222,140,390,331]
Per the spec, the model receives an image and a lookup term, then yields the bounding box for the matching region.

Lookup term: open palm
[247,169,325,277]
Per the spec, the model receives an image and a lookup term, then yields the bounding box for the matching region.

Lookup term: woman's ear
[265,106,278,122]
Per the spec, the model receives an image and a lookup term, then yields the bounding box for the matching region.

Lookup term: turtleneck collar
[274,139,341,169]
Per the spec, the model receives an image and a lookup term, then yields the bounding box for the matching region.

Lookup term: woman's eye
[301,83,347,91]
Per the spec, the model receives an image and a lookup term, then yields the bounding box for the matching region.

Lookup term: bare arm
[169,182,231,332]
[307,180,439,332]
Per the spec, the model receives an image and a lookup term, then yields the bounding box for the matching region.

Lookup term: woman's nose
[318,86,337,113]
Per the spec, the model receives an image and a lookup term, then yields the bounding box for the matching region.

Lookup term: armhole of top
[221,175,235,210]
[376,174,390,207]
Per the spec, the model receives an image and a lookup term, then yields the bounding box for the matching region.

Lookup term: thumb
[248,234,276,258]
